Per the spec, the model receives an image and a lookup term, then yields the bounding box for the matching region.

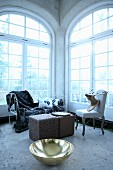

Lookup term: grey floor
[0,122,113,170]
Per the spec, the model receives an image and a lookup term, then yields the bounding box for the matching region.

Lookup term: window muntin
[69,7,113,107]
[0,14,50,43]
[70,42,91,103]
[0,13,52,104]
[26,44,50,100]
[70,8,113,43]
[94,37,113,97]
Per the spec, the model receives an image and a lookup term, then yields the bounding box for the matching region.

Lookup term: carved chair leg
[82,117,85,136]
[93,118,95,129]
[75,114,78,130]
[101,116,105,135]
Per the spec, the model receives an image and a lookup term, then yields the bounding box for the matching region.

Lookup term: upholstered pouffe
[29,114,59,141]
[29,113,75,141]
[58,114,75,138]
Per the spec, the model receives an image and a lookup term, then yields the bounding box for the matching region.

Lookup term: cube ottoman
[58,114,75,138]
[29,113,75,141]
[29,114,59,141]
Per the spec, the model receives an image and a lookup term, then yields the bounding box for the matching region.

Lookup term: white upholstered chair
[75,89,108,136]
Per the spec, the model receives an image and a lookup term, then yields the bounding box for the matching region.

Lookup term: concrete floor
[0,122,113,170]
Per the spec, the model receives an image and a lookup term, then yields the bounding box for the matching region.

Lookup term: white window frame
[65,1,113,121]
[0,7,55,105]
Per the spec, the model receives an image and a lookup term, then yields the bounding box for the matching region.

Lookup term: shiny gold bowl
[29,139,74,165]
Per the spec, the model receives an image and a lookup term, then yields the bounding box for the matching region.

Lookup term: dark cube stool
[58,114,75,138]
[29,114,59,141]
[29,113,75,141]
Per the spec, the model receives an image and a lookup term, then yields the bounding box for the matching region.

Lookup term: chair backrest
[94,89,108,115]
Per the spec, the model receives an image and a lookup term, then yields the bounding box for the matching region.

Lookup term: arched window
[0,13,53,104]
[69,7,113,109]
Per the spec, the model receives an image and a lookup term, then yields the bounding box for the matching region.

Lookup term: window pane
[0,79,8,90]
[94,39,107,54]
[9,68,22,79]
[80,14,92,28]
[80,26,92,39]
[9,24,24,37]
[27,69,38,79]
[39,70,49,79]
[70,31,80,42]
[38,90,49,99]
[71,92,79,102]
[39,48,49,59]
[95,53,107,66]
[0,67,8,78]
[79,43,92,56]
[95,81,107,91]
[9,80,22,91]
[0,54,8,66]
[26,17,39,30]
[80,56,90,68]
[80,69,90,80]
[93,20,107,34]
[71,70,79,80]
[71,58,79,69]
[40,24,47,32]
[39,81,48,90]
[27,46,38,57]
[40,32,50,43]
[70,47,80,58]
[27,57,38,68]
[9,43,22,55]
[10,14,24,26]
[26,28,39,40]
[80,81,90,92]
[0,41,8,53]
[95,67,107,80]
[93,9,107,23]
[0,21,8,34]
[0,14,9,22]
[9,55,22,67]
[71,81,79,91]
[39,59,49,69]
[27,80,39,90]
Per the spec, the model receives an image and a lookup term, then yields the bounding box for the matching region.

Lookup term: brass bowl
[29,139,74,165]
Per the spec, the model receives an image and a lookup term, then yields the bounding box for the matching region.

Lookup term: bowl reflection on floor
[29,138,74,166]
